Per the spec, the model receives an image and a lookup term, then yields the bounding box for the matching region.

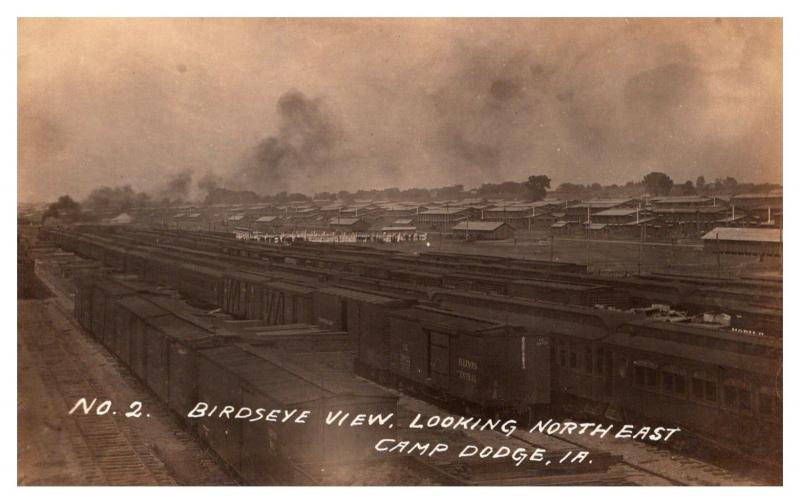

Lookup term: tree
[642,172,674,196]
[681,180,696,195]
[695,176,706,194]
[526,175,551,201]
[722,176,739,193]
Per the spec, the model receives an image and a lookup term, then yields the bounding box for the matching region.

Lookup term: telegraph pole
[638,223,643,275]
[585,203,591,271]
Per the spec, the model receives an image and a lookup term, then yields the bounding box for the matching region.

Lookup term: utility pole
[585,202,591,271]
[780,209,783,268]
[638,223,643,275]
[716,231,721,277]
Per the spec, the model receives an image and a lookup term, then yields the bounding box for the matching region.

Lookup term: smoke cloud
[232,90,348,194]
[156,169,193,202]
[18,18,781,203]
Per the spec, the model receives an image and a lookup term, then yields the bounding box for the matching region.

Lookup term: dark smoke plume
[157,169,193,202]
[83,185,150,215]
[41,195,81,223]
[198,170,224,193]
[234,90,347,195]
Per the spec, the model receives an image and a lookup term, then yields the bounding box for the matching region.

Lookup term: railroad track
[33,265,237,486]
[507,429,685,486]
[397,392,761,486]
[30,246,769,486]
[22,305,176,485]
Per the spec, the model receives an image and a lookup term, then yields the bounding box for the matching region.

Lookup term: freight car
[311,286,412,333]
[54,227,783,338]
[507,279,628,308]
[74,275,399,485]
[194,343,397,483]
[383,306,547,418]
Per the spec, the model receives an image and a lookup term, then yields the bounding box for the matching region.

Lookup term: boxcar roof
[267,281,316,294]
[116,296,169,319]
[317,286,405,305]
[94,279,138,297]
[389,306,519,334]
[225,270,271,281]
[201,345,396,405]
[511,278,607,292]
[431,290,633,332]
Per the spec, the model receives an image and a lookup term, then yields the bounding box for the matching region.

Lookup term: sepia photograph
[15,13,785,488]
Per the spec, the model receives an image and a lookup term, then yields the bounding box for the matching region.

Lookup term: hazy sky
[18,18,782,203]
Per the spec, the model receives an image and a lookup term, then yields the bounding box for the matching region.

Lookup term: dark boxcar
[507,279,623,307]
[261,282,316,325]
[178,263,224,308]
[87,278,138,347]
[134,296,232,424]
[222,271,271,319]
[196,344,397,483]
[387,268,443,287]
[114,296,168,378]
[73,274,95,330]
[430,290,635,408]
[103,243,127,271]
[196,346,247,471]
[124,248,154,278]
[144,315,201,403]
[312,287,411,340]
[144,253,181,289]
[387,307,538,414]
[441,272,509,295]
[165,327,233,425]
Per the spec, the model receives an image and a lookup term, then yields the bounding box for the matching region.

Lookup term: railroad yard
[16,223,782,486]
[350,232,780,276]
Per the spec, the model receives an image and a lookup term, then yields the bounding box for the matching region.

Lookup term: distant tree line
[40,171,780,223]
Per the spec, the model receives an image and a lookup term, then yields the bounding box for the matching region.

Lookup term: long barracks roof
[485,206,532,213]
[328,217,362,225]
[701,227,782,243]
[568,198,633,209]
[731,193,783,200]
[419,207,470,215]
[593,208,640,217]
[653,207,728,214]
[381,226,417,232]
[451,221,507,232]
[650,196,711,203]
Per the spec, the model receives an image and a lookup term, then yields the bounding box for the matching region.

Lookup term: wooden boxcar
[178,263,224,308]
[195,343,398,484]
[386,306,544,416]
